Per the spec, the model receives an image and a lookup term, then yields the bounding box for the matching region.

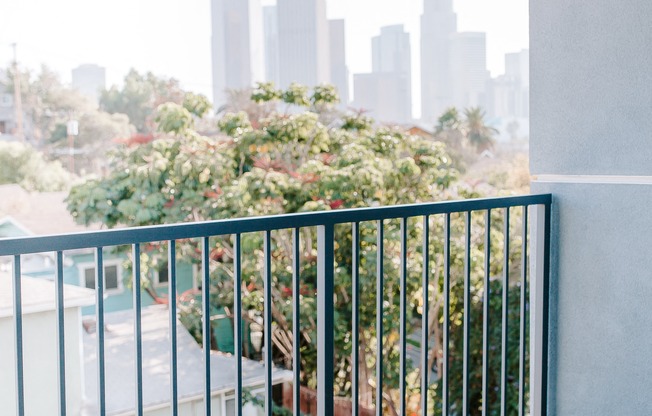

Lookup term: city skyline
[0,0,528,118]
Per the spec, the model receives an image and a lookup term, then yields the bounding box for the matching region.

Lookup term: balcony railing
[0,194,552,416]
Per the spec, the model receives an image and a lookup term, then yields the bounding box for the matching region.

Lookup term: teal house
[0,184,236,353]
[0,185,197,315]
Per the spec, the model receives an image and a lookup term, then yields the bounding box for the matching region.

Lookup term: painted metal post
[530,203,551,416]
[317,224,334,416]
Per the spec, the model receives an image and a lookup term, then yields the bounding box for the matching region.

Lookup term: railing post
[530,203,551,416]
[317,224,334,416]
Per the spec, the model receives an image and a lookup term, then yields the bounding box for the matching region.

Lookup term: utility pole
[67,119,78,174]
[11,43,24,141]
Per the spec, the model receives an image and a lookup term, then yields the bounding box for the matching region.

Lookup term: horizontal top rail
[0,194,551,256]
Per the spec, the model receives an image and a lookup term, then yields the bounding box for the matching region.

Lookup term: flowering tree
[68,83,524,415]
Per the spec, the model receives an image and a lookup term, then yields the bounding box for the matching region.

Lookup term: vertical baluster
[399,218,408,416]
[13,255,24,416]
[421,216,429,416]
[317,224,334,416]
[95,248,106,416]
[352,222,360,416]
[482,210,491,416]
[202,237,212,416]
[518,207,528,416]
[462,211,471,416]
[376,220,385,416]
[55,251,66,416]
[264,230,273,416]
[292,229,300,416]
[132,244,143,416]
[442,213,451,416]
[168,241,178,416]
[501,208,510,416]
[234,234,243,416]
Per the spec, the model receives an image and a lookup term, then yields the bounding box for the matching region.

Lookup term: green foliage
[182,92,212,118]
[251,81,281,103]
[100,68,185,133]
[341,112,373,132]
[3,64,134,173]
[0,141,72,191]
[432,106,499,173]
[155,103,194,135]
[464,107,498,152]
[311,84,339,107]
[68,84,525,413]
[282,82,310,107]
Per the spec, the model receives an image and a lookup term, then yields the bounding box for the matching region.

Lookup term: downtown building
[277,0,330,89]
[71,64,106,105]
[211,0,265,108]
[353,25,412,123]
[420,0,457,123]
[449,32,489,110]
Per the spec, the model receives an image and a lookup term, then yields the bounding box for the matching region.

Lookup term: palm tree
[463,107,498,152]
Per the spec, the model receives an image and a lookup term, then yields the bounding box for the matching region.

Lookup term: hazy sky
[0,0,527,117]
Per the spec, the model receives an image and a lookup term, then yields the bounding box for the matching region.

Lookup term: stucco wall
[530,1,652,414]
[0,308,84,415]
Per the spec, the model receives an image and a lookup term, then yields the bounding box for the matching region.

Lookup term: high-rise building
[450,32,489,109]
[487,49,529,122]
[372,25,411,75]
[505,49,529,89]
[420,0,457,123]
[263,6,280,86]
[277,0,330,88]
[353,25,411,123]
[71,64,106,104]
[211,0,265,108]
[329,19,349,106]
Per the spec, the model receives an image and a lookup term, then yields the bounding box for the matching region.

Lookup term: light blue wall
[531,1,652,414]
[70,251,197,315]
[19,248,196,315]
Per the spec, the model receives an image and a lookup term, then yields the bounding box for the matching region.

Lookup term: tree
[100,69,186,133]
[3,65,134,174]
[463,107,498,152]
[67,83,525,415]
[0,141,72,191]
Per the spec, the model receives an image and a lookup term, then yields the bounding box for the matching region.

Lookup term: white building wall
[0,308,85,416]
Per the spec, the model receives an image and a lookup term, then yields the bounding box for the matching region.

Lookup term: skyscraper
[329,19,349,106]
[420,0,457,123]
[353,25,412,123]
[211,0,265,108]
[277,0,330,88]
[450,32,489,109]
[487,49,529,120]
[263,6,280,86]
[71,64,106,104]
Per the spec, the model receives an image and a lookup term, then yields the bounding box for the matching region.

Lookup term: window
[223,394,263,416]
[152,261,169,287]
[79,261,122,293]
[0,94,12,107]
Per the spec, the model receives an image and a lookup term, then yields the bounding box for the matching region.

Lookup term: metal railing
[0,194,552,416]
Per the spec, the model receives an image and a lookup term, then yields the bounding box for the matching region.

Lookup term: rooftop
[82,305,291,415]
